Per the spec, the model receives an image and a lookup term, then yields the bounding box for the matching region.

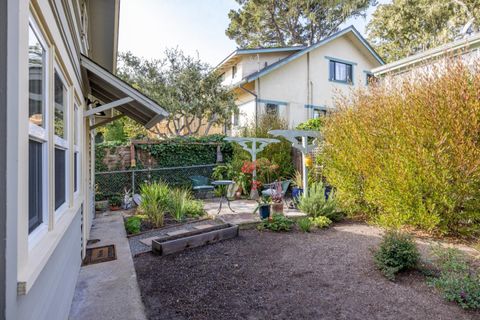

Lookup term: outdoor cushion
[189,176,214,191]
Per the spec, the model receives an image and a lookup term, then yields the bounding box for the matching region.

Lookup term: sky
[118,0,392,67]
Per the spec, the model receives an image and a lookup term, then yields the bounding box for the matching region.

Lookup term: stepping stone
[193,224,216,230]
[166,229,189,237]
[139,236,159,246]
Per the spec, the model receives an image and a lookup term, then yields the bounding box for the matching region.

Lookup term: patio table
[211,180,236,214]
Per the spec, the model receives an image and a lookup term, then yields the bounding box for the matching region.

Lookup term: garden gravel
[133,222,480,320]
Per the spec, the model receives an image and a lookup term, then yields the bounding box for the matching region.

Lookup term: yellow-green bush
[324,62,480,236]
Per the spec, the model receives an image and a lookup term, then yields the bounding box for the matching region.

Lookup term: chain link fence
[95,164,217,199]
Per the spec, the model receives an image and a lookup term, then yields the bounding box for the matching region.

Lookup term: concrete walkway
[69,211,147,320]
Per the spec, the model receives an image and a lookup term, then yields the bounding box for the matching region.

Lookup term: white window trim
[53,65,70,220]
[28,17,50,245]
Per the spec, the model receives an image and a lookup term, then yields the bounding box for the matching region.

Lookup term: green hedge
[137,134,232,168]
[95,134,232,171]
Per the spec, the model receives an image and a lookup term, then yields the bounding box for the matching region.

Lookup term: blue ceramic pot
[292,187,303,201]
[259,205,271,220]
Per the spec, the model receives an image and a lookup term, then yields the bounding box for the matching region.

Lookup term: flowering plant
[251,180,262,191]
[241,161,256,174]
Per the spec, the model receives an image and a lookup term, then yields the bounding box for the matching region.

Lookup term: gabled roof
[215,46,305,71]
[372,32,480,76]
[81,55,168,129]
[242,26,384,83]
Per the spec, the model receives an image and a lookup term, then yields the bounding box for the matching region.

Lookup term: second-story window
[329,60,353,84]
[232,65,237,79]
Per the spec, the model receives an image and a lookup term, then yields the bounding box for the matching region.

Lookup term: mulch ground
[133,222,480,320]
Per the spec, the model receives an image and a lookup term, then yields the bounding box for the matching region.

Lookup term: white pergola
[224,137,279,196]
[268,130,321,196]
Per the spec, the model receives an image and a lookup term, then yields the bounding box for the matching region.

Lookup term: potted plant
[254,196,271,220]
[270,182,284,214]
[291,171,303,202]
[109,194,122,211]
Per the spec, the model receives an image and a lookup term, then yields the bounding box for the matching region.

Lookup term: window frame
[73,103,81,196]
[52,64,70,219]
[28,17,50,243]
[232,111,240,126]
[265,103,279,116]
[328,59,354,84]
[312,108,327,119]
[365,71,376,86]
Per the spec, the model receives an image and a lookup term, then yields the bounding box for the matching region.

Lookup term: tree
[97,117,148,142]
[116,49,237,137]
[367,0,480,63]
[226,0,376,48]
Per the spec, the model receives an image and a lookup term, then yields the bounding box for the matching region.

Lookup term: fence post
[132,171,135,194]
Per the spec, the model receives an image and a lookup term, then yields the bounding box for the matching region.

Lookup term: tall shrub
[324,62,480,236]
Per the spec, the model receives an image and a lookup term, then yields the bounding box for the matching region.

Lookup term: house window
[29,140,43,233]
[54,148,66,210]
[53,68,69,214]
[28,21,48,235]
[74,104,80,193]
[232,65,237,79]
[265,103,279,116]
[233,111,240,126]
[28,26,45,127]
[366,73,377,85]
[329,60,353,83]
[313,108,327,119]
[54,72,67,138]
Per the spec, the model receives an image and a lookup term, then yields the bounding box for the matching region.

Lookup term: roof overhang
[372,32,480,76]
[81,55,168,129]
[215,46,305,73]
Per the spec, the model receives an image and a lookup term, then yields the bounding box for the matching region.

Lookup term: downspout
[307,52,312,117]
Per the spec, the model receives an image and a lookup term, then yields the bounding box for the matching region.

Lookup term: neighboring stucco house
[372,32,480,79]
[1,1,167,319]
[215,26,384,134]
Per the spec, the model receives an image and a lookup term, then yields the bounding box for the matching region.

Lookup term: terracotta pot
[271,202,283,214]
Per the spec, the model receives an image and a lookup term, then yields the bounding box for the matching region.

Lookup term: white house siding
[221,51,297,87]
[6,0,93,319]
[241,52,298,78]
[17,212,82,320]
[253,33,381,128]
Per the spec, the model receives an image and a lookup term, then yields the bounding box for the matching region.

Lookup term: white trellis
[224,137,279,197]
[268,130,321,196]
